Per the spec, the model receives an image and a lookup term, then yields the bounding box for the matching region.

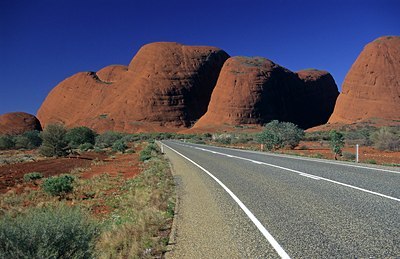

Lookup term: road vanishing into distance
[162,140,400,258]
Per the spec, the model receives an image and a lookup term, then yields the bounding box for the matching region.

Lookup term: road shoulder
[164,147,241,258]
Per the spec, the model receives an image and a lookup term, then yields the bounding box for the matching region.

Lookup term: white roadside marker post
[356,144,359,163]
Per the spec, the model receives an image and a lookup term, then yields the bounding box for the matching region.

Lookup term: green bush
[0,205,99,259]
[95,131,124,148]
[0,135,15,150]
[14,135,31,149]
[212,133,232,145]
[39,124,69,157]
[257,120,304,150]
[371,127,400,151]
[42,175,75,196]
[342,152,356,161]
[344,128,374,146]
[79,143,94,151]
[23,172,44,182]
[139,143,160,161]
[304,131,331,141]
[329,130,345,159]
[112,139,128,153]
[65,127,96,148]
[14,130,43,149]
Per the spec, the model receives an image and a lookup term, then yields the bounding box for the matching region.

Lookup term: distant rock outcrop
[329,36,400,123]
[194,57,338,129]
[37,42,229,132]
[0,112,42,135]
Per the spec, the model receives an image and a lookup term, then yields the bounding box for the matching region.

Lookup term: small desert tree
[39,124,69,157]
[65,126,96,148]
[257,120,304,150]
[329,130,344,160]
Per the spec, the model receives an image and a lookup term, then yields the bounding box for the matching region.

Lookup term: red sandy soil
[80,152,140,179]
[0,152,107,193]
[227,141,400,165]
[289,141,400,164]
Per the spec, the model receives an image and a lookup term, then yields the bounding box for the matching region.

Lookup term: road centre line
[179,143,400,202]
[164,143,291,259]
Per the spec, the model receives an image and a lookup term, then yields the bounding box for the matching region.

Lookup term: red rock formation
[194,57,338,129]
[96,65,128,83]
[292,69,339,128]
[0,112,42,135]
[37,42,229,132]
[329,36,400,123]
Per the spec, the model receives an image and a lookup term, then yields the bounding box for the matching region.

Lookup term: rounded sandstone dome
[0,112,42,135]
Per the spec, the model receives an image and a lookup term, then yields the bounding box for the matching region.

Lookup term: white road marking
[164,143,291,259]
[201,143,400,174]
[299,173,321,180]
[177,142,400,202]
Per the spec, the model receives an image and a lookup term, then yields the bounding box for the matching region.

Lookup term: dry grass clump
[95,155,175,258]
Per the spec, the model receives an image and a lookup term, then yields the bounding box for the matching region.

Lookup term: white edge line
[178,142,400,203]
[164,143,291,259]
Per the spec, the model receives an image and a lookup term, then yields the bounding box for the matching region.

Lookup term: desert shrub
[23,172,44,182]
[344,127,375,146]
[0,135,15,150]
[14,135,31,149]
[112,139,128,153]
[95,131,124,148]
[79,143,94,151]
[365,159,377,164]
[14,130,42,150]
[257,120,304,150]
[24,130,43,147]
[371,127,400,151]
[329,130,345,159]
[39,124,69,157]
[304,131,331,141]
[231,134,255,144]
[65,126,96,148]
[342,152,356,161]
[212,133,232,145]
[139,143,160,162]
[42,174,75,196]
[0,205,99,259]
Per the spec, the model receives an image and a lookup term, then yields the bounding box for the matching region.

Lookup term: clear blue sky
[1,0,399,115]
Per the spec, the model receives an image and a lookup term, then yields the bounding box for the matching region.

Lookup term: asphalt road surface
[162,140,400,258]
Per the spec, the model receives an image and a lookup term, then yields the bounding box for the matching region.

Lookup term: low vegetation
[42,174,75,197]
[23,172,43,182]
[257,120,304,150]
[65,126,96,148]
[371,127,400,151]
[0,205,99,259]
[0,140,175,258]
[329,130,345,160]
[39,124,69,157]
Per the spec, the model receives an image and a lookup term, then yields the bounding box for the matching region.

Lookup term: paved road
[162,140,400,258]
